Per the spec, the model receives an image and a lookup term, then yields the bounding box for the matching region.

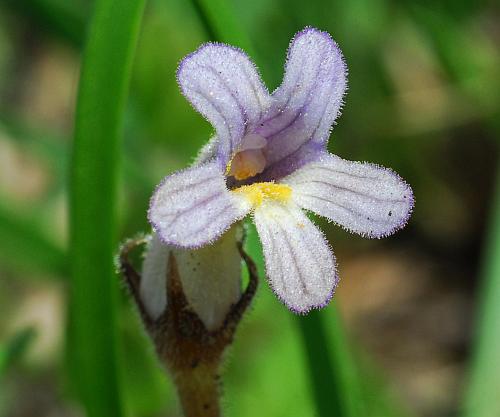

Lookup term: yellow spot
[225,159,233,176]
[232,182,292,208]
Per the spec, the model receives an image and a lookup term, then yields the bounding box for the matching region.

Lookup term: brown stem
[118,235,259,417]
[174,363,221,417]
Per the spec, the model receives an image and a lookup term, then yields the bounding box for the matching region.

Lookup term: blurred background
[0,0,499,416]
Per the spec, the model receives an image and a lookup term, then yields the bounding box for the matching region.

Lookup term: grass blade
[463,166,500,417]
[297,308,362,417]
[188,0,254,54]
[69,0,145,415]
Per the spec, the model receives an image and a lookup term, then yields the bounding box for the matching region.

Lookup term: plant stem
[118,238,259,417]
[188,0,254,55]
[173,363,221,417]
[297,306,361,417]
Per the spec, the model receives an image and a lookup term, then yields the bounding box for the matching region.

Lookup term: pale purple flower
[148,27,414,313]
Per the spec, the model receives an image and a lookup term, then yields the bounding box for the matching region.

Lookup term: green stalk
[463,164,500,417]
[297,307,362,417]
[188,0,254,55]
[69,0,145,415]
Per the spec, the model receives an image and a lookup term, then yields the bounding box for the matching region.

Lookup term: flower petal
[177,43,271,166]
[257,27,347,167]
[253,141,323,182]
[148,162,250,248]
[283,154,414,238]
[254,202,338,313]
[194,134,218,165]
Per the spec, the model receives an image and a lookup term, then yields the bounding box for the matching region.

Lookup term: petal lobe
[258,27,347,169]
[177,43,271,166]
[254,202,338,313]
[149,162,250,248]
[284,154,414,238]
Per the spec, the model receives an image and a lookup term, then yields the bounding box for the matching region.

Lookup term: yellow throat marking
[225,159,233,176]
[232,182,292,208]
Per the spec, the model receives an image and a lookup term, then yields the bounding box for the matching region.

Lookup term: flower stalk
[118,237,258,417]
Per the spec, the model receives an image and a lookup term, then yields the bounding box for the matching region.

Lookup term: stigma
[227,133,267,181]
[232,182,292,208]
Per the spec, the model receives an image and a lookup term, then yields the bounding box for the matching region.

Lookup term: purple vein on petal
[158,191,225,231]
[292,179,407,204]
[298,193,400,227]
[180,203,235,241]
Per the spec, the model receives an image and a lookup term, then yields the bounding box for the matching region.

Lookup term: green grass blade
[463,166,500,417]
[69,0,145,415]
[188,0,254,54]
[297,308,362,417]
[0,328,36,376]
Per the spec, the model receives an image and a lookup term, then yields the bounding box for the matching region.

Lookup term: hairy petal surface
[254,202,337,313]
[257,27,347,168]
[283,154,414,238]
[177,43,271,166]
[149,162,250,248]
[194,135,218,166]
[254,141,323,182]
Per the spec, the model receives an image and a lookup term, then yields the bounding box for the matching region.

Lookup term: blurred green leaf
[188,0,254,54]
[69,0,145,416]
[0,327,36,376]
[463,165,500,417]
[0,202,66,276]
[2,0,88,48]
[0,114,68,196]
[408,5,497,87]
[225,291,317,417]
[357,358,413,417]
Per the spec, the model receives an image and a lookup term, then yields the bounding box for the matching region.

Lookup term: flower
[148,27,414,313]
